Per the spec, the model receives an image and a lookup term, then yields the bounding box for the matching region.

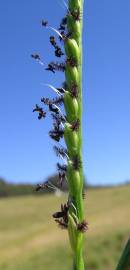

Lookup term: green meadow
[0,185,130,270]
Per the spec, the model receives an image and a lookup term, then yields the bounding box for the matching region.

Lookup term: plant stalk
[64,0,85,269]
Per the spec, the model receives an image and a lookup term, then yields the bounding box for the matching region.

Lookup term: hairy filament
[41,83,62,96]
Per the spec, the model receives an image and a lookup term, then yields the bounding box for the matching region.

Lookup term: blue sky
[0,0,130,185]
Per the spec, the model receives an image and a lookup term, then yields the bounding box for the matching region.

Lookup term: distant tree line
[0,174,88,198]
[1,175,128,198]
[0,178,35,197]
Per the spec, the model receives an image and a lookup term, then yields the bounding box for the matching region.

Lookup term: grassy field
[0,185,130,270]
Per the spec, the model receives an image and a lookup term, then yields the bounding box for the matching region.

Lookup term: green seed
[67,161,81,193]
[67,16,80,44]
[64,123,78,154]
[64,91,79,122]
[68,214,78,252]
[65,64,79,88]
[69,0,81,10]
[65,38,79,63]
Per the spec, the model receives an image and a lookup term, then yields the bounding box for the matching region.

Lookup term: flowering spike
[32,0,86,269]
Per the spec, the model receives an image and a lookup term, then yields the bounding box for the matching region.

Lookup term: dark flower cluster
[70,82,79,98]
[49,127,64,142]
[33,104,46,120]
[71,119,80,131]
[31,54,41,61]
[67,57,78,68]
[53,146,68,159]
[35,181,51,191]
[52,203,69,229]
[52,202,88,233]
[58,172,66,186]
[77,220,88,233]
[50,36,64,57]
[72,155,82,170]
[69,7,81,21]
[51,113,66,125]
[58,17,67,31]
[41,96,64,106]
[57,163,67,172]
[59,31,72,42]
[41,20,48,27]
[45,62,66,73]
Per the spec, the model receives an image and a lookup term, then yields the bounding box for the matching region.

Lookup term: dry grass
[0,185,130,269]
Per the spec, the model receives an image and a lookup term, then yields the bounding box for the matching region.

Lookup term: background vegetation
[0,185,130,269]
[0,176,90,197]
[0,175,66,197]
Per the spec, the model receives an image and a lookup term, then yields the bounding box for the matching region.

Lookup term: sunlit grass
[0,185,130,269]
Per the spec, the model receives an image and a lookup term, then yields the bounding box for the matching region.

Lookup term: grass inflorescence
[31,1,86,269]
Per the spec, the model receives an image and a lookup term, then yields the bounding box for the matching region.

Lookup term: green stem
[74,250,84,270]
